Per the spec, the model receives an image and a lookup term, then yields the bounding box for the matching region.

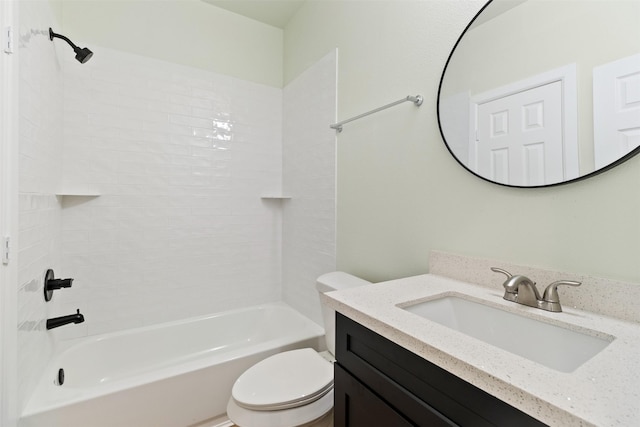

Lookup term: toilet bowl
[227,272,371,427]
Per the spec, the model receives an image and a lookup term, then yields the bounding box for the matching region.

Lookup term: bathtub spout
[47,309,85,330]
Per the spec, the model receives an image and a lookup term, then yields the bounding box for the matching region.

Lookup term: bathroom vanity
[334,313,544,426]
[324,266,640,426]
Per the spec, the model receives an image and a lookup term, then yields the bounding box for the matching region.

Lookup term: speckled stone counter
[323,274,640,426]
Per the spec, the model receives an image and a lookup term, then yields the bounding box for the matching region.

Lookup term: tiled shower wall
[55,46,284,338]
[16,21,337,414]
[17,0,63,408]
[282,50,337,326]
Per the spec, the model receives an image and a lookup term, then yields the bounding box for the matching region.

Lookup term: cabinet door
[336,313,547,427]
[334,364,414,427]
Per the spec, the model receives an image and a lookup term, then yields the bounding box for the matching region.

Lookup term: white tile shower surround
[57,45,285,339]
[16,28,337,422]
[17,0,64,409]
[283,50,338,326]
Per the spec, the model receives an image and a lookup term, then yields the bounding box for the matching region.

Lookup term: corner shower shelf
[261,195,291,200]
[55,191,101,197]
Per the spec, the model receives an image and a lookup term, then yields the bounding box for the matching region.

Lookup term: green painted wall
[284,0,640,284]
[57,0,283,87]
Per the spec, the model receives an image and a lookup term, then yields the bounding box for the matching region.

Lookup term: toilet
[227,272,371,427]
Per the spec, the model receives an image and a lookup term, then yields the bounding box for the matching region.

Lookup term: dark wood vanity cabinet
[334,313,547,427]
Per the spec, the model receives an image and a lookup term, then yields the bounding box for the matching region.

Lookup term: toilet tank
[316,272,371,355]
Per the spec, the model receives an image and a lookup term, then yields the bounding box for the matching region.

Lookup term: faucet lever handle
[47,278,74,289]
[491,267,521,300]
[542,280,581,303]
[490,267,512,279]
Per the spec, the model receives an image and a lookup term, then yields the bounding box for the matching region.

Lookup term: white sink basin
[401,295,613,372]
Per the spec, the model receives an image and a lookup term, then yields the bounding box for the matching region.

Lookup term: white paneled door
[474,81,563,186]
[593,53,640,169]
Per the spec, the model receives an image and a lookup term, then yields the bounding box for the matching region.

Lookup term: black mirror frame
[436,0,640,189]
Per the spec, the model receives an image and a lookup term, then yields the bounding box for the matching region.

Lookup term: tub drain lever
[56,368,65,386]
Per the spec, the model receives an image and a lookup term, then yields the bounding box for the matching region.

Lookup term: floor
[189,409,333,427]
[187,415,235,427]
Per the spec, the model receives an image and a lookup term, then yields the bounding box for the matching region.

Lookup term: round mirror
[438,0,640,187]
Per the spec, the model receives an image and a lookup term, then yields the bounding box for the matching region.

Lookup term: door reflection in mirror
[438,0,640,187]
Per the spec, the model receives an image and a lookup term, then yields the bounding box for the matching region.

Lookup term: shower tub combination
[20,302,325,427]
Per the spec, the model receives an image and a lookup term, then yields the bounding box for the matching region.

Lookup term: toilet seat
[232,348,334,411]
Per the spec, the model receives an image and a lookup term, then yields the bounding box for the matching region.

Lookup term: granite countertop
[323,274,640,427]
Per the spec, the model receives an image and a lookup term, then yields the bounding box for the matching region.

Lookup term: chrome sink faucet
[491,267,581,312]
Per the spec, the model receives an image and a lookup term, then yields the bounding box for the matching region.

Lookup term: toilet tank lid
[316,271,371,293]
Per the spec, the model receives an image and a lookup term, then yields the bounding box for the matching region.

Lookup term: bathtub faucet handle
[44,268,75,302]
[48,278,74,289]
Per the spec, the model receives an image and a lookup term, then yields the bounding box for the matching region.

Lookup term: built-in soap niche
[260,195,291,200]
[55,180,100,198]
[55,190,100,208]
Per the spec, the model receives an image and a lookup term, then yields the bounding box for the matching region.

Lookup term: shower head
[74,47,93,64]
[49,28,93,64]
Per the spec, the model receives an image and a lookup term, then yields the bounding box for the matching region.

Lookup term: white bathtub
[20,302,325,427]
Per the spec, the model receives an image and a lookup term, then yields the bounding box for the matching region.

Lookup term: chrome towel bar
[330,94,423,133]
